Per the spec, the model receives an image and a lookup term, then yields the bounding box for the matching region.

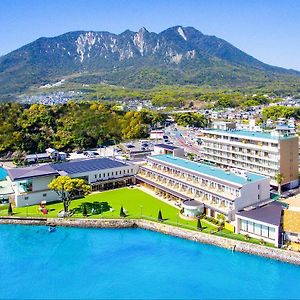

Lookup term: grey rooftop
[51,158,129,175]
[7,165,58,181]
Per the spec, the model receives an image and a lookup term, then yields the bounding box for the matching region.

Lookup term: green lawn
[1,188,215,233]
[0,187,271,245]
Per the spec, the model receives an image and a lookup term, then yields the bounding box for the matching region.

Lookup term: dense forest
[0,102,167,156]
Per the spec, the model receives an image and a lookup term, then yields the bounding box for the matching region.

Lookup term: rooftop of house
[283,210,300,233]
[201,129,296,141]
[26,153,50,160]
[7,165,58,181]
[237,201,284,226]
[51,158,129,175]
[150,155,267,186]
[154,144,180,151]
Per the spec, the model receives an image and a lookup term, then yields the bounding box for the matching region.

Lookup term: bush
[260,239,266,245]
[197,218,202,230]
[244,234,250,241]
[120,206,126,218]
[82,204,88,217]
[7,203,13,216]
[158,210,163,222]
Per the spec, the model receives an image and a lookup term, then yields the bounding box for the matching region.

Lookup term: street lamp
[176,212,179,226]
[26,201,29,217]
[100,204,103,218]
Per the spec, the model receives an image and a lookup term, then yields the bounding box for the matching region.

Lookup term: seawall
[1,216,300,266]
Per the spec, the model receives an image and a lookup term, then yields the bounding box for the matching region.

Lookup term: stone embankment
[1,216,300,265]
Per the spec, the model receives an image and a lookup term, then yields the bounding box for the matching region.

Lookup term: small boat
[48,226,56,233]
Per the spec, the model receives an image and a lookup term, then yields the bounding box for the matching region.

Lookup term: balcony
[141,165,236,201]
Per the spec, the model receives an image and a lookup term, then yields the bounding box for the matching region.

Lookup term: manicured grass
[0,187,270,246]
[1,188,216,232]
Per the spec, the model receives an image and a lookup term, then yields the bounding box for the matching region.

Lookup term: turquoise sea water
[0,167,7,180]
[0,225,300,299]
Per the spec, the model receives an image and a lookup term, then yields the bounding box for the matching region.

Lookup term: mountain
[0,25,299,100]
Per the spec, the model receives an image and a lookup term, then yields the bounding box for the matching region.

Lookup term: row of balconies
[141,165,238,200]
[203,143,279,162]
[202,149,279,169]
[201,136,279,153]
[139,171,234,213]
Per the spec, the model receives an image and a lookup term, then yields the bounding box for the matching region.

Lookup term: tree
[12,150,27,166]
[82,203,88,217]
[7,203,13,216]
[197,218,202,230]
[120,206,126,218]
[158,209,163,222]
[276,173,284,195]
[48,176,91,216]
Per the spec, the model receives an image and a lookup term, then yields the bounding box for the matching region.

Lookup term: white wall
[235,215,279,247]
[235,177,270,211]
[32,175,56,191]
[69,164,138,184]
[15,190,58,207]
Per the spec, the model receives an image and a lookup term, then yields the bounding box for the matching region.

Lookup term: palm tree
[276,173,284,195]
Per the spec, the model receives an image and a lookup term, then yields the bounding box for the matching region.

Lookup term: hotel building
[199,128,299,188]
[136,154,270,221]
[7,158,137,207]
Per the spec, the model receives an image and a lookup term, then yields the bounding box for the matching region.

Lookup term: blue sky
[0,0,300,70]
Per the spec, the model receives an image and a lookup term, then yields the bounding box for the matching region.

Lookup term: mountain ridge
[0,25,299,101]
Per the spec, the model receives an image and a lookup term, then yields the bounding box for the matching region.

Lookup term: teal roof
[151,155,267,186]
[204,129,294,141]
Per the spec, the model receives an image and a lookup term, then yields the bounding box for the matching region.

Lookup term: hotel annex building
[137,154,270,221]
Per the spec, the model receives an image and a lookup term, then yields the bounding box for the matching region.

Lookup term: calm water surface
[0,225,299,299]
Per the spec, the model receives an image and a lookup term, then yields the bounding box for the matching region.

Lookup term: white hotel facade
[199,128,299,188]
[137,154,270,221]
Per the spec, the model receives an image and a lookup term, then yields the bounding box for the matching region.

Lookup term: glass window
[254,223,261,235]
[241,219,247,231]
[248,222,254,233]
[261,225,269,238]
[269,227,276,240]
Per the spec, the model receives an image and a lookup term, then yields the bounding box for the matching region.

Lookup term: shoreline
[1,217,300,266]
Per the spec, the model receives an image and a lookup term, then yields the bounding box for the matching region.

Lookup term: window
[99,174,101,178]
[43,193,47,197]
[24,196,29,200]
[248,221,254,233]
[95,175,97,179]
[254,223,261,235]
[103,173,105,177]
[241,219,247,231]
[115,171,118,176]
[119,171,122,175]
[261,225,268,238]
[269,227,276,240]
